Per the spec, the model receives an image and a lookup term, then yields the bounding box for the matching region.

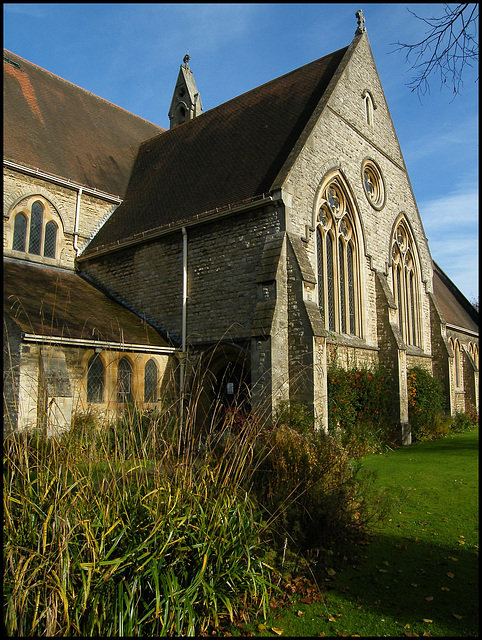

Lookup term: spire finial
[355,9,366,35]
[182,54,190,68]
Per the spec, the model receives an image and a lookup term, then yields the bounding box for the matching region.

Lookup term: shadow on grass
[399,430,480,455]
[314,527,479,637]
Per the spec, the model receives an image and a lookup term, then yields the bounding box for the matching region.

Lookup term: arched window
[391,220,421,347]
[29,201,44,254]
[118,357,133,404]
[87,354,104,403]
[316,178,361,336]
[454,340,462,388]
[12,212,27,252]
[10,198,60,259]
[363,90,375,126]
[144,359,158,402]
[43,221,58,258]
[469,343,478,369]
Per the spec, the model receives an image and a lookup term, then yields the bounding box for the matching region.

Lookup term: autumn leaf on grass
[297,610,305,617]
[327,567,336,576]
[328,614,337,622]
[422,619,433,623]
[425,596,434,601]
[271,628,284,635]
[447,572,455,578]
[452,613,463,620]
[441,586,450,591]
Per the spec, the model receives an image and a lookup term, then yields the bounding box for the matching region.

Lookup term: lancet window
[87,354,104,403]
[391,219,421,347]
[118,357,134,404]
[11,198,59,259]
[316,178,360,336]
[144,359,158,402]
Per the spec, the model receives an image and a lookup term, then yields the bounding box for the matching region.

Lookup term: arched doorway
[194,344,251,432]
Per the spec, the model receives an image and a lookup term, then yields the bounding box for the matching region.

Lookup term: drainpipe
[179,226,188,450]
[73,188,82,256]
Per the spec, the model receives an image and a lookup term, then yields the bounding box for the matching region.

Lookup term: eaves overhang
[21,332,179,354]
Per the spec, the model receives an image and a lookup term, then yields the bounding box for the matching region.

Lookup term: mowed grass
[241,429,479,637]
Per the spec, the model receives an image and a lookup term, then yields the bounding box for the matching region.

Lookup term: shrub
[450,410,479,433]
[249,422,387,554]
[273,400,315,434]
[327,364,395,454]
[407,367,446,441]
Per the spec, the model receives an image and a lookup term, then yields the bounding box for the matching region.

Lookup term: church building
[4,14,478,442]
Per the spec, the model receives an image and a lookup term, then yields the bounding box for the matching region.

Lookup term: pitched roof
[3,50,164,198]
[81,45,348,256]
[432,262,478,334]
[3,260,170,347]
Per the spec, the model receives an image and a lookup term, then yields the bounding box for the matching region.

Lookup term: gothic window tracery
[316,178,360,336]
[391,219,421,347]
[362,160,385,209]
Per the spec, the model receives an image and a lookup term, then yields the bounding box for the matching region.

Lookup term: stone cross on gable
[355,9,366,35]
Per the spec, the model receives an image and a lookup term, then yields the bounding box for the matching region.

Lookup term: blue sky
[4,3,478,303]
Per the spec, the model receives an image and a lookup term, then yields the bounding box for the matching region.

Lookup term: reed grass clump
[3,406,272,636]
[4,391,391,636]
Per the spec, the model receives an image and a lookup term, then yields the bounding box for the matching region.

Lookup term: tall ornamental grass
[3,406,272,637]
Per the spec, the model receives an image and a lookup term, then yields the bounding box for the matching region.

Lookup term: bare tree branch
[390,3,478,100]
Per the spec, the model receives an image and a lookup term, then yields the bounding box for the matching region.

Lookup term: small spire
[355,9,366,35]
[182,54,190,68]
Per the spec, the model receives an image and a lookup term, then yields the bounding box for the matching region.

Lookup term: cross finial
[355,9,366,35]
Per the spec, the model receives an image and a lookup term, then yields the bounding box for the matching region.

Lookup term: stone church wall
[80,204,282,346]
[281,32,434,362]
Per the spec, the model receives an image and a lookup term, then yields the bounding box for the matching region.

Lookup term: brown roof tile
[432,262,478,333]
[3,50,164,197]
[3,260,170,346]
[82,46,348,255]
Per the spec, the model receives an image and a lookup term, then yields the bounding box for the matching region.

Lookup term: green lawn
[240,429,479,637]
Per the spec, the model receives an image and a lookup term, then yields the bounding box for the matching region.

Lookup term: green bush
[249,422,386,554]
[407,367,446,441]
[327,364,395,454]
[450,410,479,433]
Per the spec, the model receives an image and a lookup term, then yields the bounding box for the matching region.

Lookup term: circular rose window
[362,160,385,210]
